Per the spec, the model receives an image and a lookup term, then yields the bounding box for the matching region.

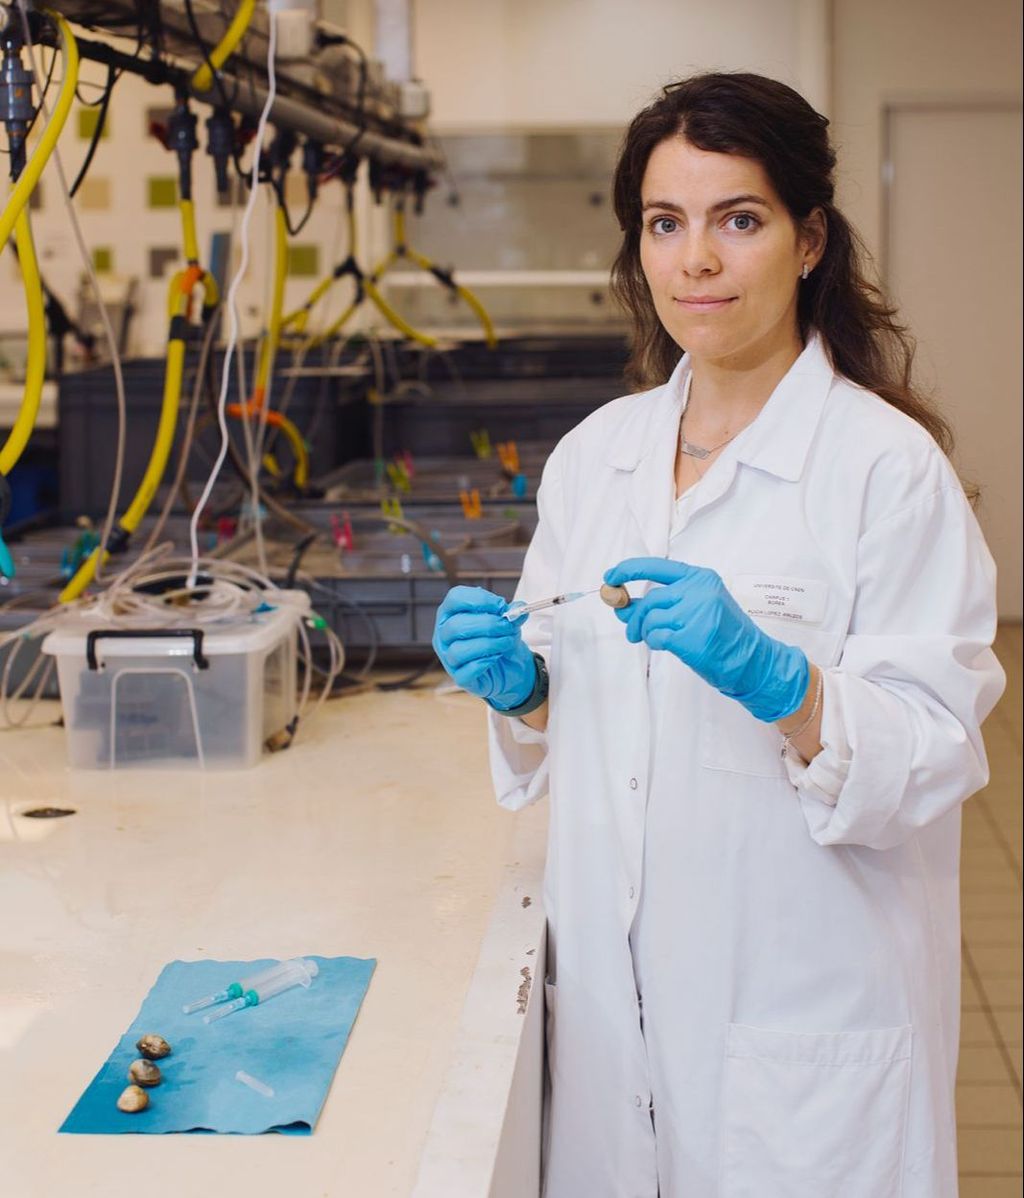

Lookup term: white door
[886,105,1023,619]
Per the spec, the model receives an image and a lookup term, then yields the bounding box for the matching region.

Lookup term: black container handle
[86,628,210,671]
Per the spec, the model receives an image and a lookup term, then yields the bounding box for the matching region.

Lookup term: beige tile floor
[958,624,1023,1196]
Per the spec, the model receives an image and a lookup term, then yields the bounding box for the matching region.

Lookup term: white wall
[1,2,826,360]
[414,0,823,129]
[831,0,1022,260]
[832,0,1022,618]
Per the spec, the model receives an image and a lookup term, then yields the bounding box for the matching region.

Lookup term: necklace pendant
[680,438,712,460]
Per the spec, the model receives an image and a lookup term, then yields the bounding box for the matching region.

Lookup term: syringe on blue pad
[502,587,601,620]
[183,958,319,1022]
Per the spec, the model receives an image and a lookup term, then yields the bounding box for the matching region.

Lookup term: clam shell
[599,583,631,610]
[135,1033,172,1059]
[128,1058,162,1087]
[116,1084,150,1113]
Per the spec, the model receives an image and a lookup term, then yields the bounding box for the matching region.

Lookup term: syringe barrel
[252,958,319,1002]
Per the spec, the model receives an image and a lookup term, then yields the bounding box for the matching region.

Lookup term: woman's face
[639,136,819,369]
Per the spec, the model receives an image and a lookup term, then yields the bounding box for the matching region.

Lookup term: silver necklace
[678,372,746,460]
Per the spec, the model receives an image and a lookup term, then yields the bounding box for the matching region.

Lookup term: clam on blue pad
[60,956,375,1135]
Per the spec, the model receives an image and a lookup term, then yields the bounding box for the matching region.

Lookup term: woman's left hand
[603,557,809,723]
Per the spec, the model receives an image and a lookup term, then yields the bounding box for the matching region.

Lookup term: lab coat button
[634,1094,644,1108]
[629,777,638,790]
[628,886,636,899]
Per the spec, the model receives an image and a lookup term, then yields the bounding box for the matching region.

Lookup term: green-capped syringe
[183,958,313,1015]
[202,958,319,1024]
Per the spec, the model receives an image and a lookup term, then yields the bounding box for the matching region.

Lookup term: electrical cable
[281,171,434,349]
[188,11,278,587]
[0,210,45,479]
[20,44,59,140]
[1,540,345,737]
[182,0,247,180]
[68,63,114,199]
[0,15,77,247]
[14,6,130,591]
[68,8,149,194]
[190,0,255,94]
[58,240,217,602]
[141,308,223,553]
[199,335,318,537]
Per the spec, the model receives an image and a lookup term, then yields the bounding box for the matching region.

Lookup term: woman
[433,73,1005,1197]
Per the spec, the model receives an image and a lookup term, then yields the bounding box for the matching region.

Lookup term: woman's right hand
[432,586,537,710]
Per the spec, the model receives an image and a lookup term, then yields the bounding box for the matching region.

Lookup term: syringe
[183,959,300,1015]
[502,587,601,620]
[203,958,319,1024]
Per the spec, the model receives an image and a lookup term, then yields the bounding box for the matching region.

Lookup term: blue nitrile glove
[603,558,809,723]
[433,586,538,711]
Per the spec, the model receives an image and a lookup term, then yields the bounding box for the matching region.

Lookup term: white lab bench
[0,678,547,1198]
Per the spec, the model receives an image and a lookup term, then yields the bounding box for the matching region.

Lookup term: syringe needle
[502,586,602,620]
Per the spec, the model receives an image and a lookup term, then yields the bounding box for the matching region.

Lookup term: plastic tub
[41,595,308,769]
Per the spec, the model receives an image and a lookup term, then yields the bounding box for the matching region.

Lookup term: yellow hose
[60,283,190,602]
[228,404,309,489]
[0,14,78,252]
[406,246,497,347]
[307,298,360,349]
[0,210,46,476]
[253,204,288,400]
[365,278,437,346]
[371,205,497,346]
[180,198,201,264]
[192,0,256,92]
[282,274,333,331]
[122,333,186,530]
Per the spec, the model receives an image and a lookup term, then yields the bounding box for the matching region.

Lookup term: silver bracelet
[780,667,823,759]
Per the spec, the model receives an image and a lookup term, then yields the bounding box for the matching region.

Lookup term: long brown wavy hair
[610,72,954,454]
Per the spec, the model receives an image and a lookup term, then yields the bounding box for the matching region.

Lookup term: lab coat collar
[731,332,836,482]
[607,333,836,556]
[608,356,689,557]
[605,331,836,482]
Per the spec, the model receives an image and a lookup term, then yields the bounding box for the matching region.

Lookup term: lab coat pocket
[700,627,843,779]
[719,1022,912,1198]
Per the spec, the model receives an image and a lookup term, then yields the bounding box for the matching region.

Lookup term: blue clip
[511,473,528,499]
[0,532,13,580]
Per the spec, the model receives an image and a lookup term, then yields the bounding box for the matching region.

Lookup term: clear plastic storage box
[42,594,309,769]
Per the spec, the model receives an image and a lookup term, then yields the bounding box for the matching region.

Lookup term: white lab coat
[487,335,1005,1198]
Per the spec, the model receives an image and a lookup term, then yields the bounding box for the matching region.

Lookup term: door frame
[880,96,1023,285]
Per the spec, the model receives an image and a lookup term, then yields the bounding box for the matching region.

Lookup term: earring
[801,264,810,281]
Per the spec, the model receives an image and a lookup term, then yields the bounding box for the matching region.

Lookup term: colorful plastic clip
[397,450,415,480]
[469,429,492,460]
[496,441,520,474]
[330,512,356,552]
[386,460,411,493]
[381,496,405,534]
[459,488,483,520]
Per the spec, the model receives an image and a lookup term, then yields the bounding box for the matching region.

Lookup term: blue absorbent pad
[60,956,376,1135]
